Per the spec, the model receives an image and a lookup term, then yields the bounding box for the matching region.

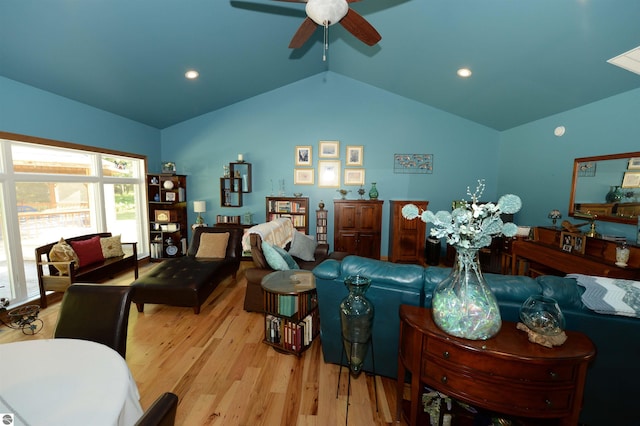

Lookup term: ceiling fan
[274,0,381,50]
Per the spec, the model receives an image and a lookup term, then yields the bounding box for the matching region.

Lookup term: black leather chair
[53,284,132,358]
[135,392,179,426]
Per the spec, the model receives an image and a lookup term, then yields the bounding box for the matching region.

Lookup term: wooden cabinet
[261,270,319,356]
[397,305,595,426]
[333,200,383,259]
[266,196,309,234]
[147,174,188,260]
[388,200,428,264]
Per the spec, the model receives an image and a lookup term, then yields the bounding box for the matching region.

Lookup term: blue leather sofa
[313,255,640,426]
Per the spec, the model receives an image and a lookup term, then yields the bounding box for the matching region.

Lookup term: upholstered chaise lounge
[131,227,242,314]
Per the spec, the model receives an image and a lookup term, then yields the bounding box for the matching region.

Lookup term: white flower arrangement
[402,180,522,249]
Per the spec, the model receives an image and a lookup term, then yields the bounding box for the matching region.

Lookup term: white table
[0,339,143,426]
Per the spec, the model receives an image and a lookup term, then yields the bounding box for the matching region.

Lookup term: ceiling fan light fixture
[306,0,348,26]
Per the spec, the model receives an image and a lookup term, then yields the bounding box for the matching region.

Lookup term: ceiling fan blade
[289,17,318,48]
[273,0,307,3]
[339,8,381,46]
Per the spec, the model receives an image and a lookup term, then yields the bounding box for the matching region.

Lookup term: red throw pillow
[70,236,105,267]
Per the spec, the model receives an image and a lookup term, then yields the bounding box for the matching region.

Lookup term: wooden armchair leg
[136,303,145,313]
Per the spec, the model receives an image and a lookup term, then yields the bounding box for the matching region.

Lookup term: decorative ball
[520,295,565,336]
[163,180,175,190]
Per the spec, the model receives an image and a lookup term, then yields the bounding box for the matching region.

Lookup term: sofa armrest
[312,259,341,280]
[314,243,330,259]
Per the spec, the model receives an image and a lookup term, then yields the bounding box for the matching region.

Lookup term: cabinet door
[358,204,382,231]
[336,204,358,230]
[357,232,381,259]
[335,231,359,253]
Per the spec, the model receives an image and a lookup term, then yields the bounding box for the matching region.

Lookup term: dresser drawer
[425,338,577,383]
[423,360,574,415]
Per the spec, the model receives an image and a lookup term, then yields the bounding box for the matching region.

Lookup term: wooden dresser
[397,305,595,426]
[388,200,428,264]
[510,226,640,279]
[333,199,383,259]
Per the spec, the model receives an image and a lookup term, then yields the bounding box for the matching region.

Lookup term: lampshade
[193,201,206,213]
[306,0,348,26]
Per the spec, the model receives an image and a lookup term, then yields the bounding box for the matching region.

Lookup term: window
[0,134,148,307]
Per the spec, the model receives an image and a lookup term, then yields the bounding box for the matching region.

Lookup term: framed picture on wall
[622,171,640,188]
[295,146,312,166]
[628,157,640,170]
[294,168,314,185]
[344,168,365,185]
[319,140,340,158]
[346,145,363,166]
[318,160,340,187]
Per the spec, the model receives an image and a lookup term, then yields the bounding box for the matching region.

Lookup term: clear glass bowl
[519,295,565,336]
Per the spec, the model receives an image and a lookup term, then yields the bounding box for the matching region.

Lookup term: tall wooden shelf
[147,174,188,261]
[266,196,309,234]
[316,207,328,244]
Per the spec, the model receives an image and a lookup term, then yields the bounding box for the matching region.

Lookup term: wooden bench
[35,233,138,308]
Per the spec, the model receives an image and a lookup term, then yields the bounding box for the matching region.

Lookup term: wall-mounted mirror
[569,151,640,225]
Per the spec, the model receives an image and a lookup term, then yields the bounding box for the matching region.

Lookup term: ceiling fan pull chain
[323,21,329,62]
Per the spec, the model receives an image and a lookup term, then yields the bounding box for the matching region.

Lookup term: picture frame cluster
[293,140,365,187]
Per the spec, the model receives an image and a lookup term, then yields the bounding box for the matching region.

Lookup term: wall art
[318,160,341,187]
[344,168,365,185]
[319,140,340,158]
[346,145,363,166]
[295,146,312,166]
[393,154,433,174]
[294,168,314,185]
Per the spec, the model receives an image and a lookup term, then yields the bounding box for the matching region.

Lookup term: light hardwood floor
[0,262,408,426]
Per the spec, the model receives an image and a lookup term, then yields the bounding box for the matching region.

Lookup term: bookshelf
[147,174,188,260]
[316,207,328,244]
[266,196,309,234]
[261,270,319,356]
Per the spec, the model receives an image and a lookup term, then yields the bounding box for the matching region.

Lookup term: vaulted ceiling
[1,0,639,131]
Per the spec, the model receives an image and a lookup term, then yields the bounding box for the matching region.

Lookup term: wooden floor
[0,262,408,426]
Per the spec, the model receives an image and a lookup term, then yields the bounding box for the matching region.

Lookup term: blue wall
[0,76,159,162]
[499,88,640,242]
[161,72,500,255]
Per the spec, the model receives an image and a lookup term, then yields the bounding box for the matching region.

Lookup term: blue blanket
[567,274,640,318]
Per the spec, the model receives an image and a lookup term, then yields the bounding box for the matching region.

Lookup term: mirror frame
[569,151,640,225]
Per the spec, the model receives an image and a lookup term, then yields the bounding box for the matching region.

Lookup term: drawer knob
[442,351,450,359]
[549,371,558,379]
[441,376,448,384]
[545,399,552,407]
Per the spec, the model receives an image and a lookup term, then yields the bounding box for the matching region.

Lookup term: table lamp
[548,209,562,227]
[193,201,206,225]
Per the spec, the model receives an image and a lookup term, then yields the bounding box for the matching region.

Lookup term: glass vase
[431,247,501,340]
[340,275,374,375]
[519,295,565,336]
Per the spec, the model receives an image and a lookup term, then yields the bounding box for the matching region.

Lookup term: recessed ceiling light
[457,68,472,78]
[185,70,199,80]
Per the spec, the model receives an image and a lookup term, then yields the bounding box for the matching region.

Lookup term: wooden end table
[397,305,595,426]
[261,270,318,356]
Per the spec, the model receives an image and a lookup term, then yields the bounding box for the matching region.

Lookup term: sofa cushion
[273,245,300,270]
[49,238,80,275]
[100,235,125,259]
[262,241,290,271]
[195,232,229,258]
[288,231,317,261]
[70,236,105,267]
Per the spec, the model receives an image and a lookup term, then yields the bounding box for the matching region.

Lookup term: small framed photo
[622,171,640,188]
[560,231,585,254]
[161,161,176,174]
[628,157,640,170]
[295,146,312,166]
[318,160,341,187]
[346,145,363,166]
[294,168,314,185]
[344,168,365,185]
[165,192,176,202]
[319,140,340,158]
